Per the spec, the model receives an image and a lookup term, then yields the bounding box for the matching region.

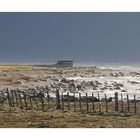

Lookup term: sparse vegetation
[0,65,33,71]
[0,64,139,128]
[0,109,139,128]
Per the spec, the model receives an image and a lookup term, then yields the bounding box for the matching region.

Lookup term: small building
[55,60,73,67]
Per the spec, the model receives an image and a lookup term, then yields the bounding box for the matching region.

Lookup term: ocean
[65,63,140,100]
[74,63,140,71]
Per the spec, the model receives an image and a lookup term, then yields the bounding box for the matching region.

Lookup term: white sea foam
[98,65,140,71]
[67,76,140,99]
[75,63,140,71]
[63,63,140,99]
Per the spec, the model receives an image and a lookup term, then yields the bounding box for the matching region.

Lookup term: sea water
[68,63,140,99]
[75,63,140,71]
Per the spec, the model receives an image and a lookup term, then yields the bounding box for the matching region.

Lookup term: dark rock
[81,96,99,102]
[61,78,70,83]
[114,86,121,90]
[69,83,76,91]
[101,97,112,102]
[131,99,140,103]
[128,81,140,84]
[100,86,108,90]
[121,90,127,92]
[62,95,78,101]
[93,87,97,90]
[117,83,124,87]
[119,72,124,76]
[76,85,82,90]
[110,73,114,76]
[70,79,75,82]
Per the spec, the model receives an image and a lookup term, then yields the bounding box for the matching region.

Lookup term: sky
[0,12,140,64]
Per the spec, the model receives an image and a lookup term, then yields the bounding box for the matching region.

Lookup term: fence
[0,88,139,114]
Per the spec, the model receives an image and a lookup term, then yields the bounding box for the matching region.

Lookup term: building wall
[56,60,73,67]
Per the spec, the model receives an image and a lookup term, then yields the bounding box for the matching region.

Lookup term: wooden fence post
[29,95,33,108]
[86,93,89,112]
[92,93,95,111]
[0,96,2,111]
[19,92,23,109]
[61,92,64,111]
[134,94,136,114]
[73,92,76,111]
[105,94,108,112]
[121,94,123,112]
[15,92,19,107]
[115,92,118,112]
[7,88,12,107]
[41,92,44,110]
[127,94,130,112]
[23,93,28,109]
[98,93,101,112]
[79,93,82,111]
[47,91,50,109]
[56,90,61,110]
[11,90,15,107]
[33,92,39,110]
[67,92,70,110]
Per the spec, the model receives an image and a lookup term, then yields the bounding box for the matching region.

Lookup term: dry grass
[0,64,138,128]
[1,99,140,128]
[0,109,140,128]
[0,65,33,71]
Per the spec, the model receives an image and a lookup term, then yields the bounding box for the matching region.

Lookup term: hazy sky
[0,12,140,64]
